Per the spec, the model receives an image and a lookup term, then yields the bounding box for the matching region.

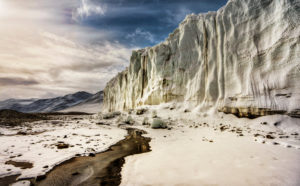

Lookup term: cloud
[0,29,133,100]
[0,77,39,86]
[73,0,107,21]
[0,0,228,100]
[126,28,156,44]
[165,8,192,26]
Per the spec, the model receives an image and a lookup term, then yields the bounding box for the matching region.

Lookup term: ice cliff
[103,0,300,118]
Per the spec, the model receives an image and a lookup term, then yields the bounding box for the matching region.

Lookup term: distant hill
[60,91,103,113]
[0,91,100,113]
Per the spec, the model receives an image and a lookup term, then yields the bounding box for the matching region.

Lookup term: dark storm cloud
[73,0,228,47]
[0,77,39,86]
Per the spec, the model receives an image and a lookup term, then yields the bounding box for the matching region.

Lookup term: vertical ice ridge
[103,0,300,115]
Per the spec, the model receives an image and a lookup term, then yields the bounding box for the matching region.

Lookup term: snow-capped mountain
[60,91,103,113]
[0,91,96,113]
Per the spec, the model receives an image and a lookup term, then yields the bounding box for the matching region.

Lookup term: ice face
[103,0,300,116]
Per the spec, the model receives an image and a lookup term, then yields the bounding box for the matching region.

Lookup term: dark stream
[0,128,151,186]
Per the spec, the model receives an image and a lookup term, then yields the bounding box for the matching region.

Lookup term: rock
[254,133,264,138]
[89,153,95,157]
[184,109,190,113]
[136,108,147,115]
[56,143,69,149]
[103,111,121,119]
[279,136,289,139]
[17,131,27,135]
[220,126,228,132]
[261,122,268,125]
[151,119,167,129]
[96,121,110,126]
[274,121,281,126]
[36,175,47,181]
[266,135,275,139]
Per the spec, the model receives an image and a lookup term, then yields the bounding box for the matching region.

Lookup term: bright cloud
[73,0,107,20]
[0,0,132,100]
[126,28,156,44]
[0,0,227,100]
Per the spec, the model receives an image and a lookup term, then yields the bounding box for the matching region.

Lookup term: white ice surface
[0,115,126,180]
[120,105,300,186]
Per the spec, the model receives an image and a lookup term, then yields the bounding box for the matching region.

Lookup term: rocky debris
[220,107,287,119]
[169,105,175,110]
[103,111,121,119]
[5,160,33,169]
[220,125,229,132]
[96,121,110,126]
[56,142,70,149]
[288,109,300,118]
[279,136,289,139]
[184,109,190,113]
[89,153,96,157]
[273,121,281,126]
[0,109,48,127]
[136,108,148,115]
[261,122,268,125]
[16,131,27,135]
[266,135,275,139]
[254,133,265,138]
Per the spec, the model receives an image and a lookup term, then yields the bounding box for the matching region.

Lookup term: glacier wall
[103,0,300,117]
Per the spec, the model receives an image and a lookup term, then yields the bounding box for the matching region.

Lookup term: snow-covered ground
[1,104,300,185]
[0,115,126,180]
[60,103,101,113]
[120,104,300,186]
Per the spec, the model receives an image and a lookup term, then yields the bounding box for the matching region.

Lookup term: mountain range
[0,91,103,113]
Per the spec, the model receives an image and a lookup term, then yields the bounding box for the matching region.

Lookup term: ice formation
[103,0,300,117]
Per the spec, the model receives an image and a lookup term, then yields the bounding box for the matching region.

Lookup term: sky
[0,0,227,100]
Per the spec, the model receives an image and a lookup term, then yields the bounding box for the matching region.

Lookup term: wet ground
[5,160,33,169]
[4,128,150,186]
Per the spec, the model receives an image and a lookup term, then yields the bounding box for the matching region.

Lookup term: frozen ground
[120,104,300,186]
[0,114,126,180]
[60,103,101,113]
[1,105,300,186]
